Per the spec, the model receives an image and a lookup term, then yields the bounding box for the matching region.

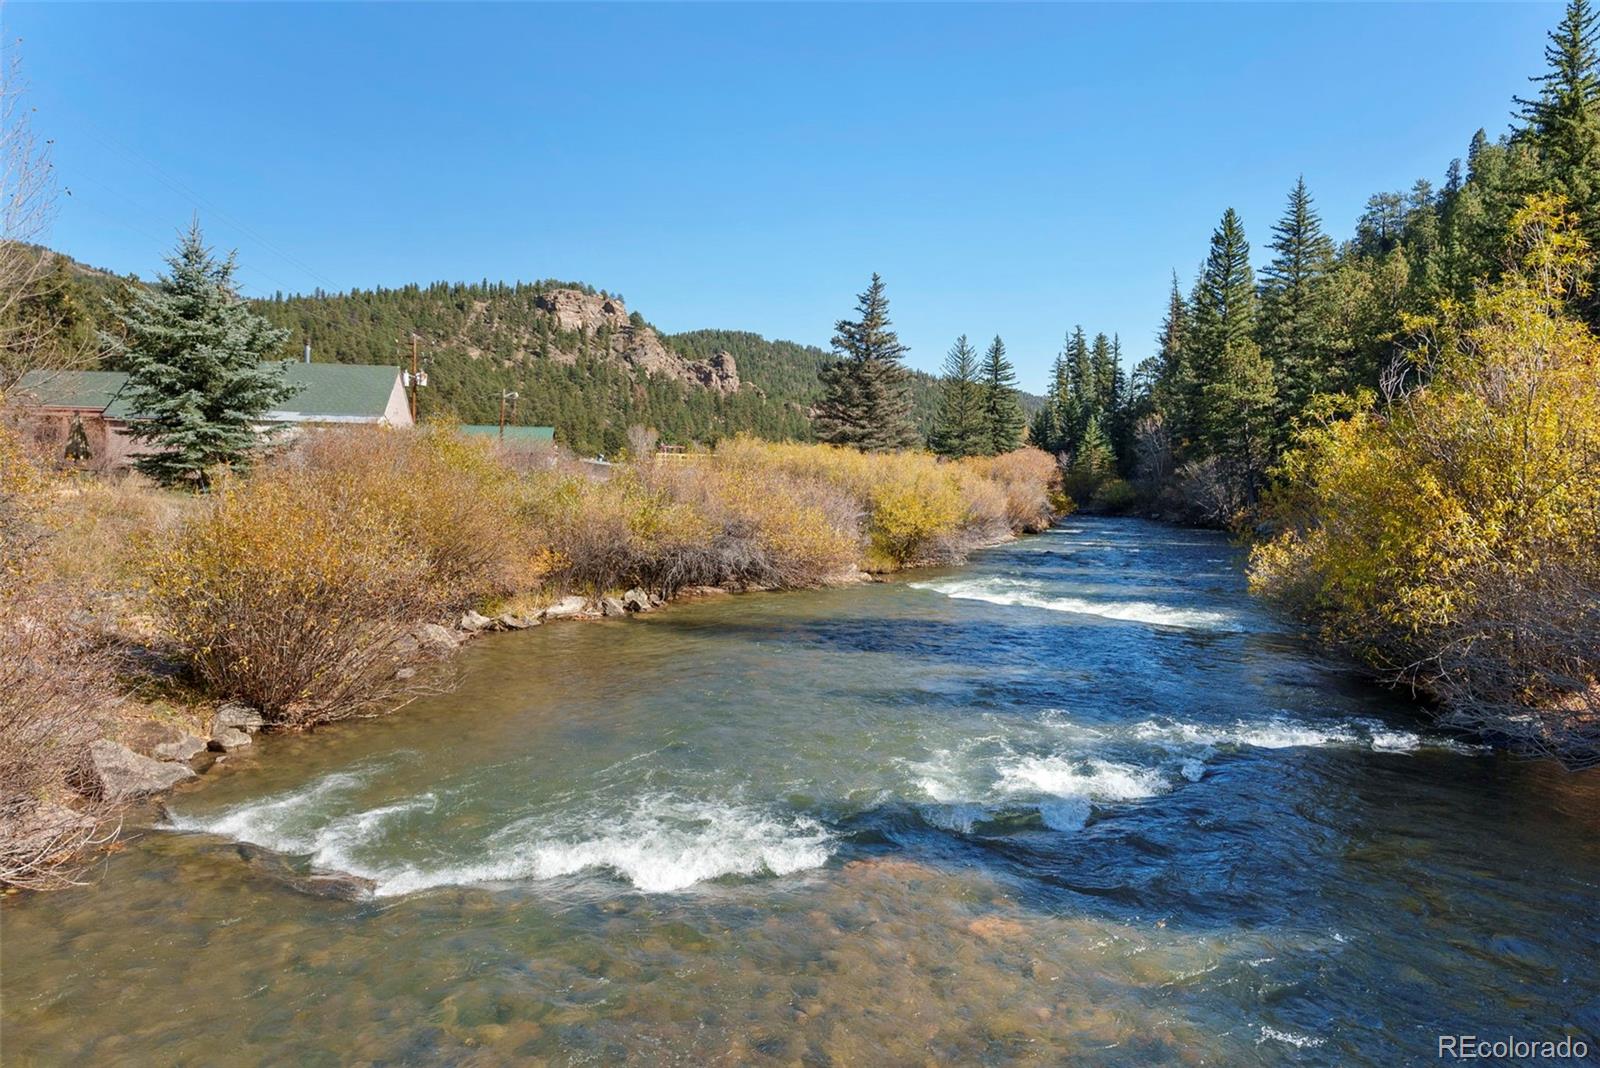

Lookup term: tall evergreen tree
[1151,272,1193,444]
[979,334,1023,454]
[1189,208,1276,499]
[815,273,918,451]
[1258,177,1336,433]
[930,334,986,458]
[1515,0,1600,318]
[105,223,296,487]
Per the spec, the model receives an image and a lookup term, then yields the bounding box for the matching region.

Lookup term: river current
[4,517,1597,1064]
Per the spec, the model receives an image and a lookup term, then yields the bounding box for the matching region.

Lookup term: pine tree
[815,273,918,451]
[1515,0,1600,318]
[1258,177,1336,433]
[1189,208,1276,499]
[1152,272,1193,444]
[930,334,986,458]
[106,223,295,487]
[979,335,1023,454]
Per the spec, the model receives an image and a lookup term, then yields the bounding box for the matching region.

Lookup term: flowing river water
[4,517,1599,1065]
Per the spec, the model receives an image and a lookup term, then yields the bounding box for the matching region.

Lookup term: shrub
[961,448,1062,532]
[144,471,435,727]
[283,425,542,612]
[1089,477,1137,514]
[0,422,115,889]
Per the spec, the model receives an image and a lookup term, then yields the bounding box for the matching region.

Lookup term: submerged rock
[84,740,197,802]
[234,843,377,901]
[209,727,253,752]
[215,703,266,733]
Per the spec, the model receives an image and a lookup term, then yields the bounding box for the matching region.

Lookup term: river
[4,516,1598,1064]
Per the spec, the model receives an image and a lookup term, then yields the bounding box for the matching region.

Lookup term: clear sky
[4,2,1562,392]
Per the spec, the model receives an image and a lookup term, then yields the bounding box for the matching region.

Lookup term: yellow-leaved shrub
[144,470,432,726]
[1250,194,1600,762]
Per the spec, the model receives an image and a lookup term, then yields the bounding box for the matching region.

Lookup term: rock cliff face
[533,290,743,395]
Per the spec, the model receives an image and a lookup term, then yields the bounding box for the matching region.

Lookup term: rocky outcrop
[84,740,197,802]
[532,289,743,394]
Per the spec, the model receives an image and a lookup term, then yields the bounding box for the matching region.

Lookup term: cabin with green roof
[11,362,413,469]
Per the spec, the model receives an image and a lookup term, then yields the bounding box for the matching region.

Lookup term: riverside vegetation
[921,0,1600,765]
[0,414,1061,888]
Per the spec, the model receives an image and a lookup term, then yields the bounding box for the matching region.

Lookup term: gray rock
[85,739,197,802]
[600,596,628,617]
[497,612,537,630]
[215,703,266,733]
[541,595,595,620]
[621,588,653,612]
[459,609,495,632]
[394,666,417,681]
[235,843,377,901]
[209,727,253,752]
[152,733,209,763]
[415,622,462,652]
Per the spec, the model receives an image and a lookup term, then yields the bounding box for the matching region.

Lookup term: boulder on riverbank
[622,589,653,612]
[459,609,496,632]
[215,703,266,733]
[83,740,197,802]
[414,623,463,653]
[209,726,253,752]
[542,596,598,621]
[600,595,628,617]
[153,733,209,763]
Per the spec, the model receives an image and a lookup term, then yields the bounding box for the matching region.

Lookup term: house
[9,362,412,469]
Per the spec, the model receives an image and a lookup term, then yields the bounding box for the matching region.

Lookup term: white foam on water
[1133,716,1433,754]
[170,777,833,897]
[1036,797,1093,831]
[997,755,1167,802]
[1370,729,1421,752]
[377,795,832,897]
[166,773,440,877]
[908,577,1236,631]
[1257,1026,1325,1049]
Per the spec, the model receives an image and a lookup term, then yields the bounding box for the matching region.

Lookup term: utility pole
[498,390,519,440]
[303,332,312,364]
[409,336,420,421]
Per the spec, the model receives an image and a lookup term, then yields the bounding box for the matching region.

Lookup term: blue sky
[5,2,1561,392]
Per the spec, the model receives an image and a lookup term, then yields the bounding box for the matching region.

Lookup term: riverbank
[0,426,1064,890]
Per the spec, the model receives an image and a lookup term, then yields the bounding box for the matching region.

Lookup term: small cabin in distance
[10,363,412,470]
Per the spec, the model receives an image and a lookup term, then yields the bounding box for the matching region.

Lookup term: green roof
[265,362,401,421]
[12,370,129,411]
[12,363,402,422]
[459,424,556,442]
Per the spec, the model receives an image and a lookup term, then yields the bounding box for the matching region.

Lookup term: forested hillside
[16,254,1039,455]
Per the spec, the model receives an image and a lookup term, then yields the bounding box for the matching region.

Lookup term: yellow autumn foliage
[1250,195,1600,758]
